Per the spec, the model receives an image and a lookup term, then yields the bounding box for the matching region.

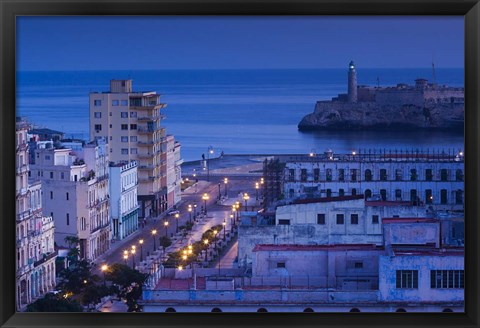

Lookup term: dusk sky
[16,16,464,71]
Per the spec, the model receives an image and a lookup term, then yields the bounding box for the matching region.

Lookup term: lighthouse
[347,60,357,103]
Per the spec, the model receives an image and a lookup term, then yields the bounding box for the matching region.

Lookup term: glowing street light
[222,219,226,240]
[224,177,228,197]
[188,205,192,224]
[202,193,210,215]
[207,146,214,182]
[203,239,209,261]
[243,193,250,211]
[230,214,234,231]
[151,229,157,251]
[101,264,108,285]
[163,221,169,237]
[123,254,128,265]
[175,213,180,233]
[139,239,144,262]
[255,182,260,200]
[131,248,136,268]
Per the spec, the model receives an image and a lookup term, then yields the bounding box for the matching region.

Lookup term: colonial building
[281,149,464,211]
[89,79,182,219]
[109,160,139,240]
[30,142,110,261]
[16,118,56,311]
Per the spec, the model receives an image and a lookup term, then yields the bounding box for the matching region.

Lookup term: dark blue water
[16,68,464,161]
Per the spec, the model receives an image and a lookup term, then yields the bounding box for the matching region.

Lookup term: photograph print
[15,16,464,313]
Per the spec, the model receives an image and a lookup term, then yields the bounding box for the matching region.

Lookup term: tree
[81,284,111,310]
[105,263,148,312]
[26,293,83,312]
[57,260,99,294]
[159,236,172,252]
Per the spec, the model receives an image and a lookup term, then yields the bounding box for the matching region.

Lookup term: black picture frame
[1,1,479,327]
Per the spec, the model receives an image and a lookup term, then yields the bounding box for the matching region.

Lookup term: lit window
[121,136,128,142]
[112,100,119,106]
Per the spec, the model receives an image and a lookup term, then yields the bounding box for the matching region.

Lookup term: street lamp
[218,183,221,200]
[235,202,240,222]
[224,177,228,197]
[255,182,259,200]
[230,214,234,231]
[243,193,250,211]
[193,203,197,220]
[101,264,108,286]
[123,254,128,266]
[222,219,226,240]
[207,146,214,182]
[203,239,209,262]
[202,193,209,215]
[151,229,157,251]
[131,248,136,268]
[139,239,144,262]
[175,213,180,233]
[163,221,169,237]
[213,230,218,253]
[188,205,192,224]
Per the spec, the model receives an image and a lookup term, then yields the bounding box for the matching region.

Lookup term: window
[278,219,290,225]
[455,169,463,181]
[130,148,137,154]
[130,111,137,118]
[426,189,433,204]
[121,124,128,130]
[130,136,137,142]
[66,213,70,226]
[351,188,357,196]
[326,189,332,198]
[430,270,464,289]
[440,169,448,181]
[339,189,344,197]
[121,136,129,142]
[426,169,433,181]
[50,191,53,199]
[338,169,345,181]
[354,262,363,269]
[61,172,64,179]
[336,214,344,224]
[351,214,359,225]
[351,169,357,181]
[121,112,128,118]
[276,262,286,268]
[456,190,463,205]
[130,98,142,106]
[364,169,372,181]
[396,270,418,288]
[380,189,387,201]
[94,100,102,106]
[372,215,379,224]
[94,124,102,131]
[66,192,69,200]
[364,189,372,199]
[50,172,53,179]
[112,100,119,106]
[395,189,402,200]
[81,217,86,231]
[130,124,137,130]
[410,169,417,181]
[94,112,102,118]
[313,168,320,181]
[326,169,332,181]
[288,169,295,181]
[317,214,325,225]
[410,189,418,204]
[121,100,128,106]
[380,169,387,181]
[441,189,448,204]
[121,149,129,155]
[395,169,402,181]
[300,169,307,182]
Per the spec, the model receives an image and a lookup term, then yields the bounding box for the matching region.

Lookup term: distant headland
[298,61,464,131]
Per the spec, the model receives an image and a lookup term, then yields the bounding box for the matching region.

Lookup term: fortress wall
[375,90,424,106]
[423,90,464,101]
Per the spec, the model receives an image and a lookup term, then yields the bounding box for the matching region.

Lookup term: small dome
[349,61,355,69]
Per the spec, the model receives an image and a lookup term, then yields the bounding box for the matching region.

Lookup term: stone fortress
[298,61,464,131]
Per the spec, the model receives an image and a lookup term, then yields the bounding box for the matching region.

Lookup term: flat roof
[382,218,438,224]
[252,244,382,252]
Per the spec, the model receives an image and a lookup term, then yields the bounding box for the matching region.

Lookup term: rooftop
[252,244,382,252]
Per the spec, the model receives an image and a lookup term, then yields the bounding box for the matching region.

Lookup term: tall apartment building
[16,118,56,310]
[109,161,139,240]
[89,80,182,219]
[30,142,110,261]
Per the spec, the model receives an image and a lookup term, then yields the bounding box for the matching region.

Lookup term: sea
[16,68,464,162]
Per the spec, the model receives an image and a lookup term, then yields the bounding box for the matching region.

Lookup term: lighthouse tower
[347,61,357,103]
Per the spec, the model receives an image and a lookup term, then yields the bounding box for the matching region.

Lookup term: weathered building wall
[383,220,440,247]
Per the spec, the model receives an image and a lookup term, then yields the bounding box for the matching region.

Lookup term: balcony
[16,164,28,175]
[138,165,155,170]
[34,251,57,268]
[139,176,156,183]
[137,153,154,159]
[137,141,155,147]
[137,115,160,122]
[138,126,160,134]
[17,209,32,222]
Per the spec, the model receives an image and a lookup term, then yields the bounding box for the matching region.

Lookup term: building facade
[89,79,182,219]
[109,161,139,240]
[16,118,56,311]
[30,142,110,261]
[282,150,464,211]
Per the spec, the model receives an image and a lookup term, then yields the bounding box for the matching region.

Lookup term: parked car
[167,210,180,216]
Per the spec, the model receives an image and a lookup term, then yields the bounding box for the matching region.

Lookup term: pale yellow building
[89,80,182,218]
